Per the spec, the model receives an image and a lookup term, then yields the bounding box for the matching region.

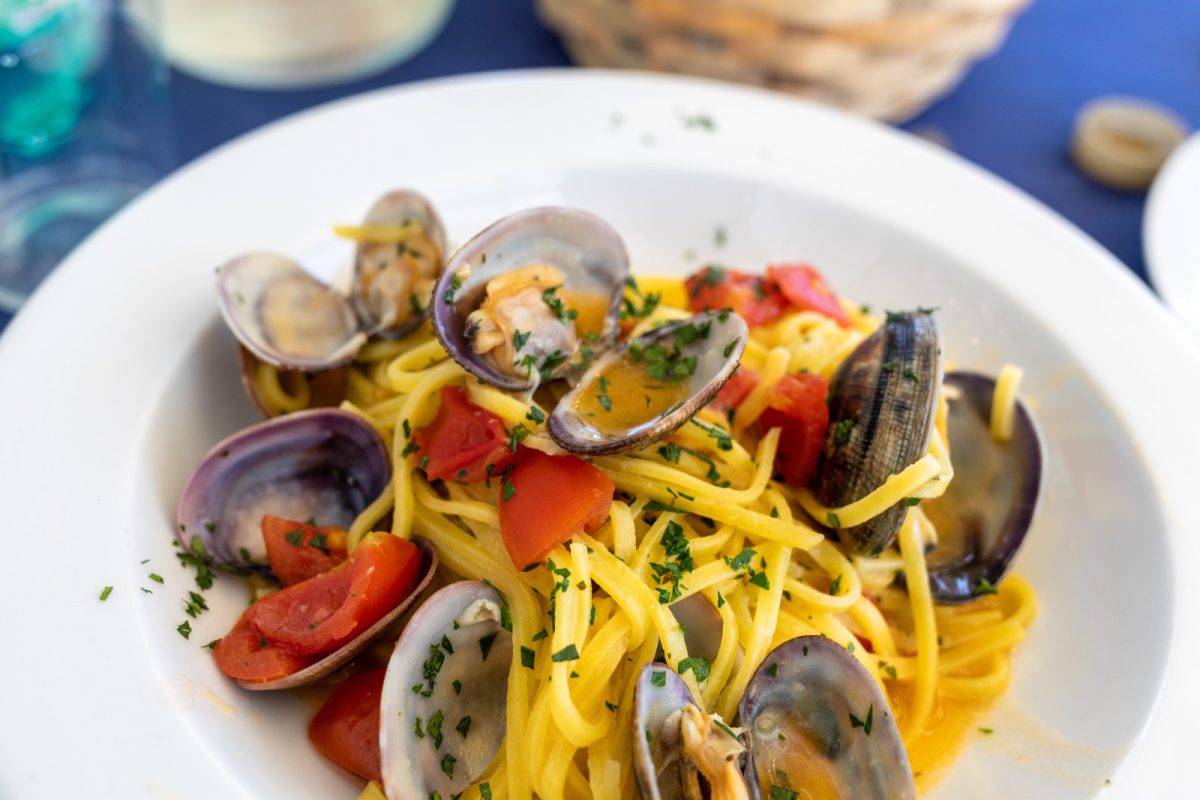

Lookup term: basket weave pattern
[537,0,1030,121]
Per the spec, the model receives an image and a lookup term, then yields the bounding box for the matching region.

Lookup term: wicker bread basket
[536,0,1030,121]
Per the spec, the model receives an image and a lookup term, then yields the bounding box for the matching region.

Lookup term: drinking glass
[0,0,170,311]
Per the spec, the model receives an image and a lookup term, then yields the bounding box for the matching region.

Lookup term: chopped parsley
[650,670,666,687]
[690,419,733,452]
[723,337,740,358]
[552,644,580,662]
[501,479,517,502]
[99,586,113,601]
[650,520,693,604]
[658,442,682,463]
[826,512,841,530]
[849,703,874,736]
[507,424,530,453]
[833,419,854,445]
[520,646,536,669]
[513,328,531,351]
[452,679,462,695]
[456,715,472,738]
[177,620,192,639]
[428,709,445,748]
[542,286,578,325]
[829,574,842,595]
[976,578,999,595]
[479,633,499,661]
[766,662,778,677]
[979,727,994,735]
[678,657,710,682]
[526,406,545,424]
[769,787,799,800]
[443,274,461,304]
[622,277,662,321]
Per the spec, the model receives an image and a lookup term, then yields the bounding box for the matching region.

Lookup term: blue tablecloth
[2,0,1196,332]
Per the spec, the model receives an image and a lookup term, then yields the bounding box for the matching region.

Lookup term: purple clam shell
[914,371,1044,603]
[548,311,748,456]
[431,206,630,392]
[816,311,943,556]
[381,581,511,800]
[351,189,448,339]
[738,636,914,800]
[175,408,391,569]
[242,537,438,692]
[633,663,699,800]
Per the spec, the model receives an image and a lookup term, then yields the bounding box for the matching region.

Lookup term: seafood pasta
[181,194,1042,800]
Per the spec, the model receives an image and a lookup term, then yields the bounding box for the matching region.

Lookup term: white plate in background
[1146,132,1200,339]
[1,71,1198,799]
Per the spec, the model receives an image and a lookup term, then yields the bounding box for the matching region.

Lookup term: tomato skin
[248,533,422,656]
[309,668,385,781]
[262,515,348,586]
[415,387,514,483]
[711,366,759,412]
[685,266,790,327]
[759,373,830,487]
[767,264,850,327]
[499,449,615,569]
[212,607,316,683]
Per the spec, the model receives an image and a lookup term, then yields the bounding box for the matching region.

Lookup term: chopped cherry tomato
[309,668,385,781]
[685,266,790,327]
[499,449,614,569]
[710,366,759,412]
[767,264,850,327]
[248,532,422,656]
[212,607,316,683]
[262,515,348,586]
[759,373,830,487]
[415,386,514,483]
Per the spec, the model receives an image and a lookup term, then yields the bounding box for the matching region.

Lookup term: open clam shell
[380,581,512,800]
[241,537,437,692]
[633,664,702,800]
[915,371,1045,602]
[218,252,367,372]
[548,311,748,455]
[738,636,915,800]
[176,409,391,571]
[350,189,448,339]
[815,311,943,555]
[431,207,630,392]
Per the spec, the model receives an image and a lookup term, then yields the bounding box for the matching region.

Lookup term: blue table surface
[2,0,1197,333]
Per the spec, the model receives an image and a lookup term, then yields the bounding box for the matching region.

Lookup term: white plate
[1146,132,1200,339]
[1,71,1198,799]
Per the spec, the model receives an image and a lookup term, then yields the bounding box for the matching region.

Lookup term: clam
[815,311,943,555]
[380,581,512,800]
[176,408,391,570]
[431,207,629,392]
[634,636,913,799]
[350,189,448,338]
[218,252,367,373]
[914,371,1045,602]
[549,311,748,456]
[738,637,914,800]
[242,538,437,692]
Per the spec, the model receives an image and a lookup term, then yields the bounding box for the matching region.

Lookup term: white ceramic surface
[1146,132,1200,340]
[1,71,1198,799]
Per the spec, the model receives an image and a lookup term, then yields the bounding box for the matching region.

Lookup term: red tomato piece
[710,366,759,412]
[262,515,348,586]
[767,264,850,328]
[309,668,385,781]
[759,372,830,487]
[498,449,615,569]
[414,386,514,483]
[212,607,316,683]
[685,265,790,327]
[248,532,422,656]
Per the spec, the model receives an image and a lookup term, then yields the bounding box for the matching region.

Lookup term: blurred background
[1,0,1197,330]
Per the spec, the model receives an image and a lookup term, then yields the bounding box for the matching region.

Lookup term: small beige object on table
[1071,97,1189,192]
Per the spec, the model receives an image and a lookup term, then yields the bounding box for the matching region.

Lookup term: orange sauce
[573,357,689,433]
[897,689,998,793]
[560,288,612,339]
